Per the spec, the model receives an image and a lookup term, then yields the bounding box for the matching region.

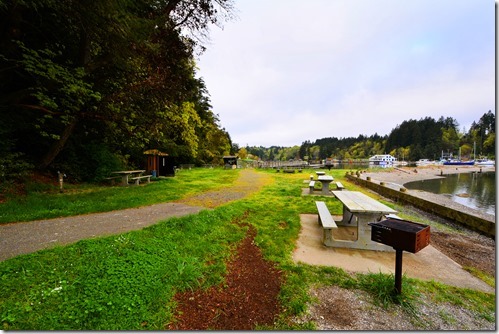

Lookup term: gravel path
[0,203,205,261]
[0,169,271,262]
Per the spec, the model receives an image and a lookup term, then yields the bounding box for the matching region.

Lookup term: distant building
[223,156,238,169]
[369,154,397,166]
[144,149,175,176]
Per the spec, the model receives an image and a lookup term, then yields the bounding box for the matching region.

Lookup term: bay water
[404,171,496,215]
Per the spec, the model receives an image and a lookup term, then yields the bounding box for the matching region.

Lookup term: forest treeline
[242,111,495,163]
[1,0,236,182]
[0,1,495,185]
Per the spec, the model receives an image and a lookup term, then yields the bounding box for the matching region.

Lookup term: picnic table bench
[385,213,402,220]
[309,181,316,194]
[335,181,345,190]
[111,170,146,186]
[328,191,397,251]
[315,201,338,245]
[130,175,152,185]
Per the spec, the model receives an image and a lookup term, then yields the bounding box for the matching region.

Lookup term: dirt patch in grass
[430,230,495,277]
[168,170,283,330]
[175,169,273,208]
[167,223,282,330]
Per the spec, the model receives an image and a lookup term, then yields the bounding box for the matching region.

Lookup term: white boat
[475,158,495,166]
[369,154,397,167]
[416,159,435,166]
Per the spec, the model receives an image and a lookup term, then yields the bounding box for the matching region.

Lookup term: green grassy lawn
[0,168,239,223]
[0,168,494,330]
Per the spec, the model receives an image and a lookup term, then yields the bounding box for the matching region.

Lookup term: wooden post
[395,249,403,294]
[58,171,64,193]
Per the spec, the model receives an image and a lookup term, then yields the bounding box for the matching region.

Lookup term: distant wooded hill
[240,111,495,162]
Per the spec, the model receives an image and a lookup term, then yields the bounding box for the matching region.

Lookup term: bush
[0,152,34,182]
[52,142,124,182]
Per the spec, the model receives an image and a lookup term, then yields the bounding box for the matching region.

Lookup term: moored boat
[475,158,495,166]
[416,159,435,166]
[441,147,475,166]
[443,159,475,166]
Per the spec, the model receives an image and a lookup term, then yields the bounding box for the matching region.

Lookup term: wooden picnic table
[112,170,146,186]
[328,191,397,251]
[317,175,334,195]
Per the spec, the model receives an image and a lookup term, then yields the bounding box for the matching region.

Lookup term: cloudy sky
[196,0,495,147]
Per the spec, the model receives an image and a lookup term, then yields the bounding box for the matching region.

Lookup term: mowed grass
[0,168,494,330]
[0,168,239,223]
[0,208,245,330]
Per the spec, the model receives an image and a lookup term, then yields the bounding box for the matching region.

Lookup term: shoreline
[358,165,495,224]
[361,164,494,186]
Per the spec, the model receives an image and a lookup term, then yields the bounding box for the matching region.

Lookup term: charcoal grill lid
[370,219,429,233]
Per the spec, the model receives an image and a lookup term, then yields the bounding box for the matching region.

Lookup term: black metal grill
[370,218,430,253]
[369,218,431,294]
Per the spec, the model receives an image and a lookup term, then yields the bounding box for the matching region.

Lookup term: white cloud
[198,0,495,147]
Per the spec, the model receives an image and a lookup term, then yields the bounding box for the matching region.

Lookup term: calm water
[404,172,496,215]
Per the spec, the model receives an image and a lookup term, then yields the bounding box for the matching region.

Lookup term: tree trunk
[79,28,91,67]
[37,118,78,170]
[163,0,182,16]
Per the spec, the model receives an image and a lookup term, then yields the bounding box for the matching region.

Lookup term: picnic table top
[332,191,397,214]
[112,170,145,175]
[318,175,334,181]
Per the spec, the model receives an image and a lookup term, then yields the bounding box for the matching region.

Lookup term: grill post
[395,249,403,294]
[369,218,431,296]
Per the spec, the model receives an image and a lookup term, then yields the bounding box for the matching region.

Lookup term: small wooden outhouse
[144,149,175,176]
